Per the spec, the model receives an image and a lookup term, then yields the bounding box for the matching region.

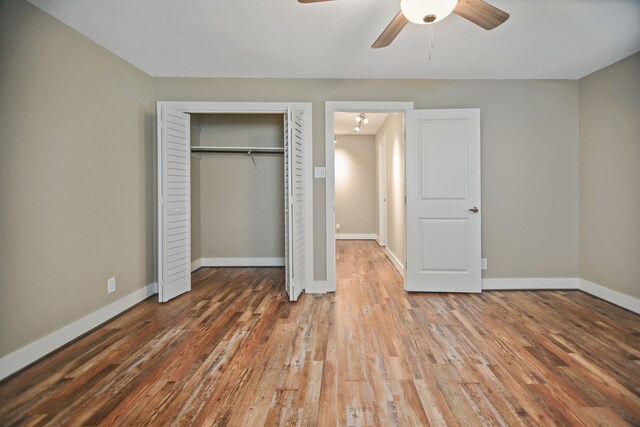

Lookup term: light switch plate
[481,259,487,270]
[314,167,326,179]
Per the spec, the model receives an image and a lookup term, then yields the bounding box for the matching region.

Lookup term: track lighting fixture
[354,113,367,132]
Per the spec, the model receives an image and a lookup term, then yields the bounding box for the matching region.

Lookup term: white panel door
[284,108,305,301]
[158,106,191,302]
[405,109,481,292]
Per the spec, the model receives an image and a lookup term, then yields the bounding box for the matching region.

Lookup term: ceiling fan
[298,0,509,48]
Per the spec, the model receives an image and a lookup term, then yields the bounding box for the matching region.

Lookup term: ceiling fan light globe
[363,118,369,124]
[400,0,458,25]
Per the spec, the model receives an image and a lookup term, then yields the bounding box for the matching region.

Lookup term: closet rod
[191,146,284,154]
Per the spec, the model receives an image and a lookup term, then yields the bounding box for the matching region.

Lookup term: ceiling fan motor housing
[401,0,458,25]
[424,14,437,23]
[365,0,510,48]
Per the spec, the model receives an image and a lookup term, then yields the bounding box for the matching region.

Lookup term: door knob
[468,207,479,213]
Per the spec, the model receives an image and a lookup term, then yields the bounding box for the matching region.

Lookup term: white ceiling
[335,112,390,136]
[28,0,640,79]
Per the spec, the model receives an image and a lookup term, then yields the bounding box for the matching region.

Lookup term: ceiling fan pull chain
[431,23,435,49]
[427,24,434,60]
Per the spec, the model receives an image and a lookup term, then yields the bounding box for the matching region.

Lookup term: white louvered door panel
[159,107,191,302]
[284,108,305,302]
[284,111,292,299]
[290,109,305,301]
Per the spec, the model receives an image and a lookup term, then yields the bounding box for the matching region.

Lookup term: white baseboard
[194,257,285,267]
[191,258,202,272]
[481,277,639,314]
[335,233,378,240]
[0,282,157,381]
[579,279,640,314]
[385,247,405,278]
[482,277,579,290]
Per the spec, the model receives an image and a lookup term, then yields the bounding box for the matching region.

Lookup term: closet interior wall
[190,113,285,267]
[190,115,202,264]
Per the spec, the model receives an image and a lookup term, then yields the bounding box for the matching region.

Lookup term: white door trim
[325,101,414,292]
[157,101,313,296]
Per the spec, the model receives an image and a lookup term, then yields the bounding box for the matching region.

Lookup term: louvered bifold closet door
[284,111,292,299]
[291,109,305,300]
[284,108,305,301]
[159,107,191,302]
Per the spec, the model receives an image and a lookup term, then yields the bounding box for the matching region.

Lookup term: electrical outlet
[481,259,487,270]
[336,223,341,231]
[107,277,116,294]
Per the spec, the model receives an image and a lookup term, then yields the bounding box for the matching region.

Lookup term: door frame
[157,101,314,300]
[325,101,414,293]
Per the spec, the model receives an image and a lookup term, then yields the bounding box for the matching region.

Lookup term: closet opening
[157,102,312,303]
[189,113,286,278]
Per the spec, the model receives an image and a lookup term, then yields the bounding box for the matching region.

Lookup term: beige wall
[578,53,640,299]
[154,77,580,280]
[335,135,376,235]
[0,0,153,357]
[376,114,405,266]
[194,114,285,259]
[190,116,202,262]
[3,0,636,373]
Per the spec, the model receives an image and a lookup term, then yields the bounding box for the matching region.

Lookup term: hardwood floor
[1,240,639,426]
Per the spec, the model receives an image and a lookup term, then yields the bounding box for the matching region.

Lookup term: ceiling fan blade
[298,0,334,3]
[372,11,409,49]
[453,0,509,30]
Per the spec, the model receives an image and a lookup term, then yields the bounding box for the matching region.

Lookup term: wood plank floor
[1,240,639,426]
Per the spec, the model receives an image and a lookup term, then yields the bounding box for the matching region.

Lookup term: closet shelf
[191,146,284,154]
